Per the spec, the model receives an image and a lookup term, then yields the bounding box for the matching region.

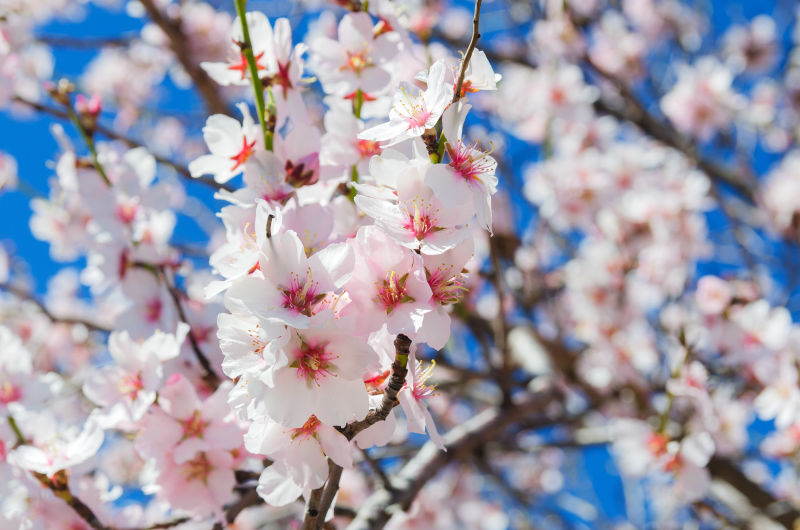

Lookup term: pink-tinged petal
[203,114,242,155]
[425,165,472,207]
[338,13,373,50]
[261,369,317,428]
[418,307,452,350]
[317,424,353,469]
[359,119,409,143]
[398,389,427,434]
[420,228,471,256]
[474,188,493,233]
[174,438,208,464]
[442,101,471,143]
[257,466,303,506]
[157,375,199,420]
[357,66,392,94]
[354,409,397,449]
[188,154,235,183]
[422,405,446,450]
[313,377,370,427]
[311,242,354,289]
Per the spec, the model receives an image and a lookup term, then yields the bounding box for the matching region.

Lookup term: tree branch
[138,0,230,116]
[0,282,110,332]
[12,96,232,192]
[707,457,800,529]
[347,391,553,530]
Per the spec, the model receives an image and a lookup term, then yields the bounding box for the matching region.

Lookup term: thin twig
[0,282,110,332]
[12,96,232,192]
[359,448,394,492]
[453,0,483,103]
[37,34,134,48]
[337,334,411,441]
[34,471,109,530]
[161,270,220,386]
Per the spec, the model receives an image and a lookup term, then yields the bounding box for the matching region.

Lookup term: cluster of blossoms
[193,7,500,507]
[6,0,800,528]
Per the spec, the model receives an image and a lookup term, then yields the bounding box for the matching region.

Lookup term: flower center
[181,410,207,439]
[115,199,139,224]
[402,198,438,240]
[118,373,143,399]
[182,452,212,483]
[394,88,432,130]
[290,343,337,385]
[281,269,324,316]
[446,141,493,184]
[230,136,257,172]
[409,361,437,401]
[346,51,370,74]
[0,380,21,405]
[375,271,414,313]
[426,266,467,305]
[291,415,321,441]
[228,50,267,81]
[145,298,163,323]
[357,139,381,159]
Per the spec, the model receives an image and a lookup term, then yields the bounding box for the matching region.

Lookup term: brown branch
[347,391,553,530]
[139,0,231,116]
[35,471,108,530]
[161,271,220,386]
[453,0,483,103]
[338,334,411,441]
[315,460,344,530]
[302,334,412,530]
[707,457,800,529]
[0,282,110,332]
[37,34,134,48]
[302,484,326,530]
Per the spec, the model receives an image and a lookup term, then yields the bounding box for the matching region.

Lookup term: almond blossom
[359,59,453,145]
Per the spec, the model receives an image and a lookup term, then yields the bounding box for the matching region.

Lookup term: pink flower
[311,12,397,96]
[245,415,353,506]
[355,142,472,255]
[359,59,452,145]
[136,374,242,465]
[250,311,373,428]
[224,229,339,329]
[8,412,104,478]
[695,275,732,316]
[425,101,498,232]
[201,11,276,86]
[341,226,436,345]
[398,351,445,449]
[82,324,189,428]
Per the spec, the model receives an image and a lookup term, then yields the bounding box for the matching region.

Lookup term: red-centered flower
[227,50,266,81]
[230,136,256,172]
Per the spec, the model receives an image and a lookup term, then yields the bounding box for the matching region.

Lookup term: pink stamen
[291,342,337,385]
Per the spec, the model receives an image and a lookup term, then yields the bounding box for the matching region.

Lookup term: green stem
[353,89,364,119]
[66,105,110,187]
[8,416,25,445]
[234,0,272,151]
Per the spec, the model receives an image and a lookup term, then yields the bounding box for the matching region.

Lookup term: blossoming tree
[1,0,800,528]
